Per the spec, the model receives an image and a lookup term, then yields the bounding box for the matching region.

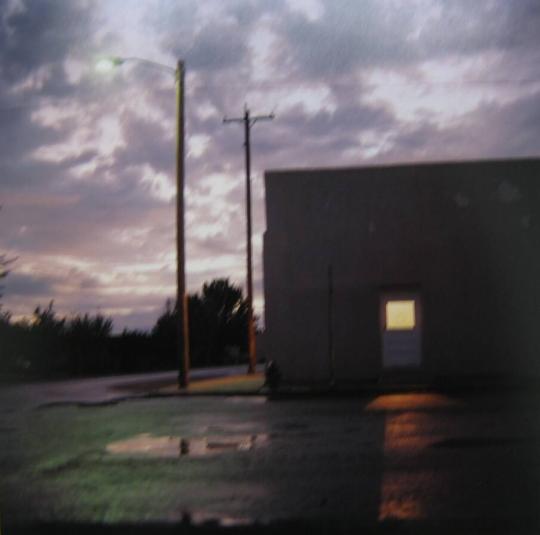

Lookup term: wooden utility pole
[176,60,190,388]
[223,106,274,374]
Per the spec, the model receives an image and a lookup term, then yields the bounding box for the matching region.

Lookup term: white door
[381,295,421,368]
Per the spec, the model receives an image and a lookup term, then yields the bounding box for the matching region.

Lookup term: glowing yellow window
[386,300,416,330]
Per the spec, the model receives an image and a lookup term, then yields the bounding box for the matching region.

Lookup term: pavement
[0,366,263,411]
[2,374,540,534]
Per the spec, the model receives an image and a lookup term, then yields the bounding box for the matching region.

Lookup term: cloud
[0,0,98,95]
[110,112,174,176]
[3,272,57,297]
[275,1,417,78]
[372,89,540,164]
[1,0,540,331]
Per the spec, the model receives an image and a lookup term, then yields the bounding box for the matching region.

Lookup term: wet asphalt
[1,386,540,534]
[0,366,253,410]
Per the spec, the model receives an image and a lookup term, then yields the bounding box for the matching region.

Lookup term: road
[2,390,540,533]
[0,365,254,410]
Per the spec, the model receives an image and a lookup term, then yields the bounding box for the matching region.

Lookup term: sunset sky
[1,0,539,331]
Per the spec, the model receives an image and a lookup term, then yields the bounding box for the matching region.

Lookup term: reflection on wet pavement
[367,393,461,411]
[378,412,428,521]
[7,390,538,529]
[376,395,458,521]
[106,433,268,458]
[378,473,425,521]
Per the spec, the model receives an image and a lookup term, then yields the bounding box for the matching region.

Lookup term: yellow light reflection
[386,300,415,330]
[379,473,425,521]
[375,395,461,521]
[367,393,461,411]
[379,413,427,521]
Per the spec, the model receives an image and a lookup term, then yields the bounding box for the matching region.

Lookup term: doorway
[380,292,422,369]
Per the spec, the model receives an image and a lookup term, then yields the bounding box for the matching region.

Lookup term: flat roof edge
[265,156,540,177]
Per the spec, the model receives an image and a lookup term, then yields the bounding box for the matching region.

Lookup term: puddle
[106,433,268,458]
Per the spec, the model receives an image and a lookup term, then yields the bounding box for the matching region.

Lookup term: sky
[1,0,539,332]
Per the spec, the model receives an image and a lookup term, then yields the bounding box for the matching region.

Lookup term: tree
[65,313,113,375]
[152,278,249,368]
[151,298,179,369]
[0,206,16,310]
[19,301,67,374]
[192,279,249,366]
[0,253,11,313]
[0,254,8,297]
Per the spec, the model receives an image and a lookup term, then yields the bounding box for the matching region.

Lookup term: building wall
[263,159,540,383]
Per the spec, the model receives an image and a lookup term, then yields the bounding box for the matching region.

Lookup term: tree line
[0,278,251,380]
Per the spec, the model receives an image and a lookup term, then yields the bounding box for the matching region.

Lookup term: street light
[96,56,190,388]
[95,57,125,73]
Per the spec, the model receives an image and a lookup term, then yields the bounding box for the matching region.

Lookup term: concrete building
[263,158,540,385]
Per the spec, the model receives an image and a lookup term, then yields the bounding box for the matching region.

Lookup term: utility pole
[223,106,274,374]
[95,55,190,388]
[176,60,190,388]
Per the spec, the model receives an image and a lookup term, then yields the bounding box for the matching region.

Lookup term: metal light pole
[96,56,190,387]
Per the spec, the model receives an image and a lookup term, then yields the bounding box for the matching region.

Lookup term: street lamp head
[95,57,125,73]
[95,56,176,76]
